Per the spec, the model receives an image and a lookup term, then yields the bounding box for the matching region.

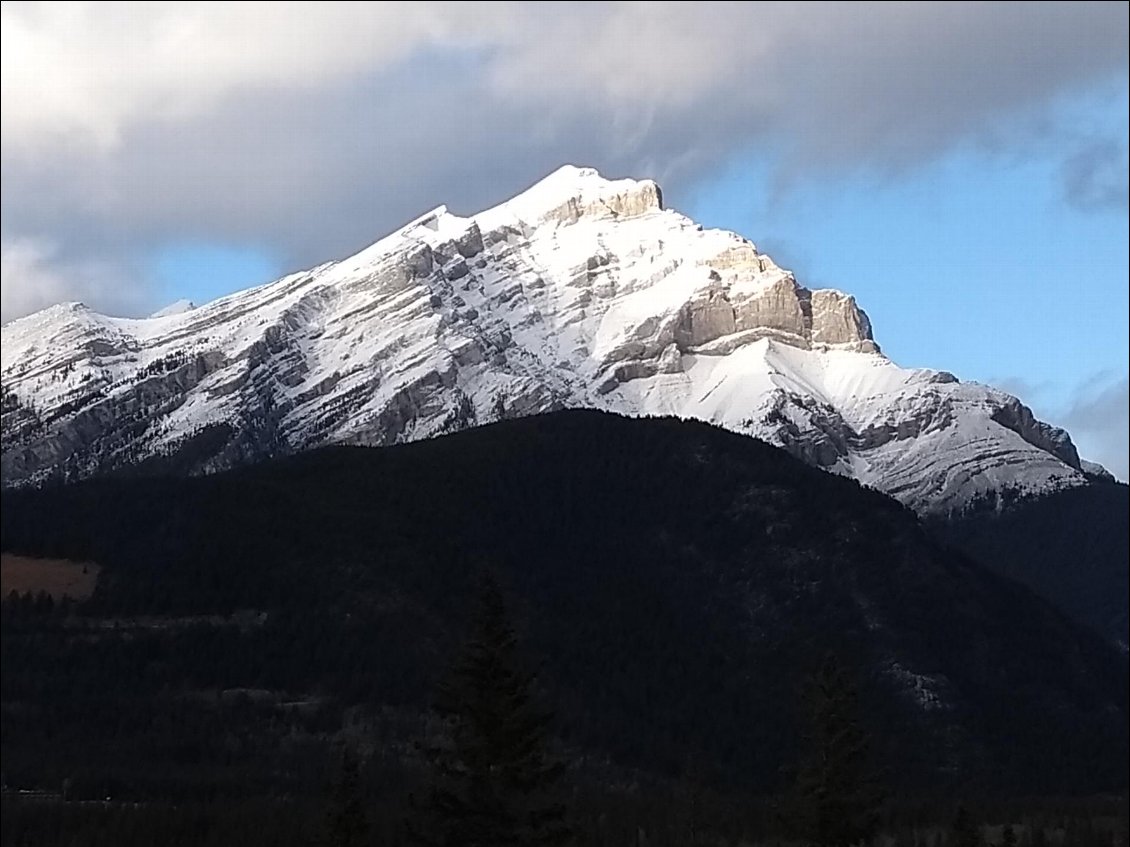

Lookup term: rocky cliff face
[0,166,1091,513]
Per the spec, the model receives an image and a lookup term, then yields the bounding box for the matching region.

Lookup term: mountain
[0,166,1096,514]
[939,480,1130,646]
[2,411,1125,799]
[148,299,196,319]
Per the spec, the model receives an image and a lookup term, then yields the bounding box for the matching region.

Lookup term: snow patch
[149,299,196,319]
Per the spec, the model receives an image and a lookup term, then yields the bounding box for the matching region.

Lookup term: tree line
[2,575,1125,846]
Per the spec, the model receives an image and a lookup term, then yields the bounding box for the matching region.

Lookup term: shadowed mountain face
[938,481,1130,647]
[0,166,1091,514]
[2,410,1125,796]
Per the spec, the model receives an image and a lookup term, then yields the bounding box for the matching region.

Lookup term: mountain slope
[938,481,1130,646]
[1,411,1125,795]
[0,166,1091,513]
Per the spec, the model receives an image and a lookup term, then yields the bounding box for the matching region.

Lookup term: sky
[1,2,1127,477]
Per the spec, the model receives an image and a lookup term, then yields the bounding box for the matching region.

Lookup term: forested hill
[2,410,1126,802]
[938,480,1129,646]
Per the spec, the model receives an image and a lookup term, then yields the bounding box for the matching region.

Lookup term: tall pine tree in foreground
[950,804,982,847]
[324,748,369,847]
[786,653,883,847]
[410,574,569,847]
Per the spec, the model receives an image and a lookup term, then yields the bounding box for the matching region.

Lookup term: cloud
[0,3,485,150]
[0,237,147,324]
[989,376,1053,404]
[1061,375,1130,481]
[988,372,1128,481]
[1062,139,1130,212]
[5,3,1124,162]
[1,1,1127,320]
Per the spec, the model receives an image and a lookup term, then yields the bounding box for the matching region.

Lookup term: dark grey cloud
[1,1,1127,321]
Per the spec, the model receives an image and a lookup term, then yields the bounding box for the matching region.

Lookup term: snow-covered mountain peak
[0,166,1090,513]
[479,164,664,228]
[150,299,196,319]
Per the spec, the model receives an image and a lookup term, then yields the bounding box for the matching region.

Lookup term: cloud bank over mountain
[2,2,1126,321]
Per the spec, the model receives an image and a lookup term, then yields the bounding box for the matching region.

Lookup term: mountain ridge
[939,477,1130,646]
[0,165,1097,512]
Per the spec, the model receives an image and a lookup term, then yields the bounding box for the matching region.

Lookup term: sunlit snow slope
[0,166,1094,513]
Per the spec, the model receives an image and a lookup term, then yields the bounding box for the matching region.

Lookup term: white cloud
[0,237,146,324]
[3,2,1124,158]
[0,2,1126,322]
[0,2,487,150]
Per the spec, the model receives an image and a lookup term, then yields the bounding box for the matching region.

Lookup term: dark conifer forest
[2,411,1127,845]
[938,481,1129,644]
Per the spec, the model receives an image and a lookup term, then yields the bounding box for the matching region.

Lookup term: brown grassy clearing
[1,553,100,600]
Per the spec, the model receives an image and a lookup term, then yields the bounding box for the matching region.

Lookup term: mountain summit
[0,166,1096,511]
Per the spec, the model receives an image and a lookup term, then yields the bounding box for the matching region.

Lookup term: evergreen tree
[951,805,982,847]
[786,653,883,847]
[410,574,568,847]
[325,748,369,847]
[1001,824,1017,847]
